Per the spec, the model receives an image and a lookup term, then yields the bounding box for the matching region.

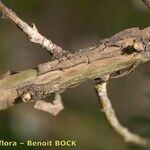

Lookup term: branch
[0,26,150,111]
[0,2,150,115]
[34,93,64,116]
[142,0,150,8]
[0,1,68,58]
[95,76,150,147]
[0,1,149,147]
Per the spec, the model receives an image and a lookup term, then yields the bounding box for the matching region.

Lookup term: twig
[141,0,150,8]
[21,92,64,116]
[95,75,150,147]
[110,62,141,79]
[34,93,64,116]
[0,1,67,58]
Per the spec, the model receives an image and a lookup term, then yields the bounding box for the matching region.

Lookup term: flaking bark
[0,27,150,110]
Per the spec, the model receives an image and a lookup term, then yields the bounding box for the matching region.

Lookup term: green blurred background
[0,0,150,149]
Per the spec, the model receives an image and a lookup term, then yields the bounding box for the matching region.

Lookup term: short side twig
[34,93,64,116]
[141,0,150,8]
[95,75,150,147]
[110,62,141,79]
[0,1,67,58]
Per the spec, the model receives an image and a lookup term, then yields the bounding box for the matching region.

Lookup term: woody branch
[95,76,150,147]
[0,1,150,113]
[0,1,68,58]
[0,1,150,147]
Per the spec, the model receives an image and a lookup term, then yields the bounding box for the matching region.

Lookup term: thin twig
[0,1,67,58]
[95,75,150,147]
[110,62,142,79]
[34,93,64,116]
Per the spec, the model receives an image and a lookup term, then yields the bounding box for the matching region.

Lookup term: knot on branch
[17,85,46,102]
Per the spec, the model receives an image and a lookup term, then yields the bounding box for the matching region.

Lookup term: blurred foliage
[143,92,150,100]
[5,0,43,12]
[130,116,150,138]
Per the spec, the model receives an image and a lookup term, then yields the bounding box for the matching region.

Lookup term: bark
[142,0,150,8]
[0,27,150,111]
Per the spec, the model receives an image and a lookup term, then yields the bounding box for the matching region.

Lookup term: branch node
[21,92,32,103]
[0,1,67,57]
[32,23,38,32]
[133,41,145,51]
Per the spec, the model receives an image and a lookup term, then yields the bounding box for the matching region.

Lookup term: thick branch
[0,2,150,111]
[95,76,150,147]
[0,26,150,111]
[0,1,149,147]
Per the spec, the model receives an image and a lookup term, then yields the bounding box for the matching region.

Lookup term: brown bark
[0,27,150,110]
[0,1,150,112]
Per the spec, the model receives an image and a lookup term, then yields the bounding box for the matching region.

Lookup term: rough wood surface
[0,26,150,111]
[0,1,150,147]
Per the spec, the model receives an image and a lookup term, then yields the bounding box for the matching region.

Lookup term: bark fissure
[0,23,150,109]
